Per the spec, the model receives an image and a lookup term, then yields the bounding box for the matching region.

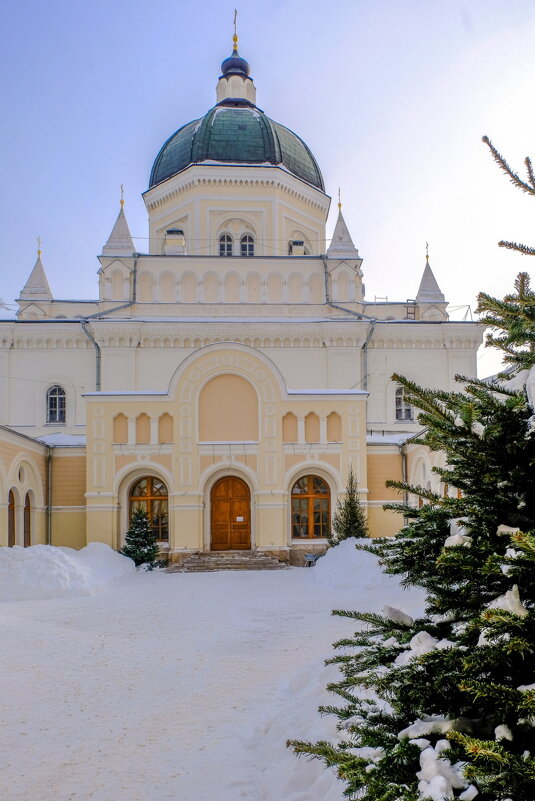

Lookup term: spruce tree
[288,142,535,800]
[330,466,369,545]
[121,508,160,567]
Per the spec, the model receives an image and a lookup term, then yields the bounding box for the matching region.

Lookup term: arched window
[47,385,66,424]
[291,475,330,539]
[395,386,413,421]
[240,234,254,257]
[129,477,168,541]
[219,233,233,256]
[8,490,15,547]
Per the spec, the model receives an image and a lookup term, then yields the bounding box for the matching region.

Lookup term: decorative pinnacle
[233,9,238,51]
[337,187,342,210]
[37,235,42,257]
[426,241,429,262]
[120,184,125,208]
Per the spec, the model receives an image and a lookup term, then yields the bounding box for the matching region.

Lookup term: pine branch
[482,136,535,195]
[526,155,535,190]
[499,240,535,256]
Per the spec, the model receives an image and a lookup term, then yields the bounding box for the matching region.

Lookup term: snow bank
[313,537,410,597]
[0,543,135,601]
[248,663,346,801]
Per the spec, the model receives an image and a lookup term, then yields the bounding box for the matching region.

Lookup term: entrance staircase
[166,550,289,573]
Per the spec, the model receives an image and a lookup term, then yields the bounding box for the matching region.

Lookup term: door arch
[8,490,16,547]
[210,477,251,551]
[24,492,31,547]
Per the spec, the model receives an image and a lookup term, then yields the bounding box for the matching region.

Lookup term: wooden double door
[210,477,251,551]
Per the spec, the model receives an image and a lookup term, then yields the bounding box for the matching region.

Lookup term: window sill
[291,538,329,542]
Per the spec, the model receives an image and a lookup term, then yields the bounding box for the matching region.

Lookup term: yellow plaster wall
[367,453,402,501]
[327,412,342,441]
[113,413,128,443]
[366,450,404,538]
[282,412,297,442]
[51,511,86,549]
[319,453,341,471]
[51,453,86,507]
[159,413,173,443]
[367,506,402,538]
[199,374,258,441]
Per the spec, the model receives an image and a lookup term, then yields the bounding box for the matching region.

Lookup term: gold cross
[233,9,238,49]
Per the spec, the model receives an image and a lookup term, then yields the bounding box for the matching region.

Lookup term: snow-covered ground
[0,541,425,801]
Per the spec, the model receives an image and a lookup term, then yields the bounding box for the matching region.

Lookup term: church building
[0,37,482,563]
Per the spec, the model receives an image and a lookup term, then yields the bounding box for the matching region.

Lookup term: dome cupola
[148,36,324,192]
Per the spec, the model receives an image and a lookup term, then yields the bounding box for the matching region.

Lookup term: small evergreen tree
[329,466,369,545]
[121,508,159,567]
[288,140,535,799]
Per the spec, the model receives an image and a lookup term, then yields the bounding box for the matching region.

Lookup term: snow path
[0,552,424,800]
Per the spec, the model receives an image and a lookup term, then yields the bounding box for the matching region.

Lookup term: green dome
[149,102,324,191]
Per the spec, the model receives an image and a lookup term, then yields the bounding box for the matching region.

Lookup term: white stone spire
[327,206,359,259]
[416,256,445,303]
[20,244,52,300]
[102,196,135,257]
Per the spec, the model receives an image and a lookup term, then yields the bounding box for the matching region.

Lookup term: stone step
[167,551,289,573]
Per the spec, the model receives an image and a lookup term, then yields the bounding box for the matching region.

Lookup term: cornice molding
[144,166,329,214]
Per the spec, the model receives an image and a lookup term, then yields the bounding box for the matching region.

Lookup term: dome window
[240,234,254,257]
[288,240,305,256]
[219,234,233,257]
[164,229,185,255]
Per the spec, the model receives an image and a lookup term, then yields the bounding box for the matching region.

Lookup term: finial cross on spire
[337,187,342,210]
[233,9,238,50]
[120,184,124,208]
[37,235,42,257]
[426,241,429,261]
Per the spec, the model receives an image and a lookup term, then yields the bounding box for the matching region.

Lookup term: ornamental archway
[210,477,251,551]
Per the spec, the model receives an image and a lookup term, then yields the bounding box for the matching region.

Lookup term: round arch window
[129,477,169,541]
[47,385,66,424]
[240,234,254,257]
[291,475,330,539]
[219,233,233,256]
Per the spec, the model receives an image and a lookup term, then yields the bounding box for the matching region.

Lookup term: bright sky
[2,0,535,377]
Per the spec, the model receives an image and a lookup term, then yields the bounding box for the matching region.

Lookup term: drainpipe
[46,445,53,545]
[321,255,376,391]
[131,254,138,303]
[321,254,374,321]
[398,430,426,508]
[80,320,101,391]
[80,255,139,391]
[400,441,408,506]
[361,319,376,392]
